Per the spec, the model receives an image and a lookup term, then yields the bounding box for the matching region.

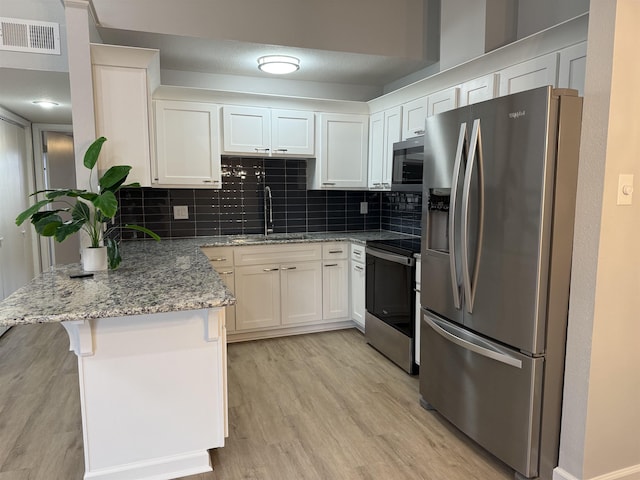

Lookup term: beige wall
[558,0,640,479]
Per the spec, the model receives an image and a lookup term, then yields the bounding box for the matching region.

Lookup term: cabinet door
[271,109,315,156]
[498,52,558,96]
[459,74,498,106]
[427,87,459,117]
[317,113,369,189]
[154,100,222,187]
[93,64,153,186]
[323,259,349,320]
[558,42,587,96]
[367,111,385,189]
[350,260,366,330]
[280,261,323,325]
[235,264,281,330]
[222,106,271,154]
[401,97,427,140]
[382,106,402,187]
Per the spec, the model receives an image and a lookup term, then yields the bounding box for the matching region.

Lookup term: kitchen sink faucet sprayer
[264,185,273,235]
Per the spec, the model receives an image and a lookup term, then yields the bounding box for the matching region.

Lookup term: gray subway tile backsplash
[113,157,422,239]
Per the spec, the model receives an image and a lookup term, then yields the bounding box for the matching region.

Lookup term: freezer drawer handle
[424,314,522,369]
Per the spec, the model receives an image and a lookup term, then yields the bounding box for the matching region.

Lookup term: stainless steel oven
[365,238,420,374]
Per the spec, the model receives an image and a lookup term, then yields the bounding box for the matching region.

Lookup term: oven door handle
[366,248,415,267]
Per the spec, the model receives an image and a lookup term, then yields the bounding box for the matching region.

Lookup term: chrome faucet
[264,185,273,235]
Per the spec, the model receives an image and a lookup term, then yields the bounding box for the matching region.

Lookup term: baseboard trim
[84,450,212,480]
[227,320,356,343]
[554,464,640,480]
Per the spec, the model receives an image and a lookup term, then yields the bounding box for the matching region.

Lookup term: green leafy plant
[15,136,160,269]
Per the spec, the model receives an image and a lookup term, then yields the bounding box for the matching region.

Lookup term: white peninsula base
[62,308,228,480]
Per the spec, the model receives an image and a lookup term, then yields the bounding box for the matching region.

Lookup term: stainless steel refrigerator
[419,86,583,480]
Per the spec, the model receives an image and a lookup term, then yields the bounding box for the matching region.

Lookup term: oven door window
[366,253,414,336]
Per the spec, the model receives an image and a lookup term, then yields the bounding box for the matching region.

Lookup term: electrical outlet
[173,205,189,220]
[617,174,634,206]
[360,201,368,214]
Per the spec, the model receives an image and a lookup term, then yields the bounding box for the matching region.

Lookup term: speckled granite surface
[0,231,416,327]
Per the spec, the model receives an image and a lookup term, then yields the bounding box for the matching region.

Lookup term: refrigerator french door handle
[448,123,467,310]
[424,313,523,369]
[461,118,485,314]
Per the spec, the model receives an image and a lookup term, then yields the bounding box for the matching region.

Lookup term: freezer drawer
[420,310,543,478]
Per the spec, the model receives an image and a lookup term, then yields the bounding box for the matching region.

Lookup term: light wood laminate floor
[0,324,513,480]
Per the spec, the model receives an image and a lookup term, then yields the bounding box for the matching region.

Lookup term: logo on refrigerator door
[509,110,526,119]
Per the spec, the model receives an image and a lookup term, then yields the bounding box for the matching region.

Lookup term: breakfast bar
[0,239,234,480]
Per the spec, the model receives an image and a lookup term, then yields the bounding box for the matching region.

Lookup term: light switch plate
[617,174,634,206]
[173,205,189,219]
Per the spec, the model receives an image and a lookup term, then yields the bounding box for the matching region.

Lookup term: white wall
[517,0,589,39]
[0,0,69,73]
[556,1,640,479]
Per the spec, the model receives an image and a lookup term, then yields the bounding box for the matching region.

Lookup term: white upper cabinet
[368,106,401,190]
[498,52,559,96]
[558,42,587,96]
[271,109,315,156]
[401,97,428,140]
[91,44,160,187]
[427,87,459,117]
[309,113,368,189]
[154,100,222,187]
[222,106,315,157]
[459,74,498,106]
[222,106,271,154]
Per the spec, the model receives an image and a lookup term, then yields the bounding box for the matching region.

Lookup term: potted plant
[15,136,159,271]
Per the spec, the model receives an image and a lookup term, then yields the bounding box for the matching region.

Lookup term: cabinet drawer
[323,242,348,260]
[350,243,365,263]
[201,247,234,269]
[234,243,322,266]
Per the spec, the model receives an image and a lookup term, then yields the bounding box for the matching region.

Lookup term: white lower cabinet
[201,247,237,332]
[281,261,323,325]
[350,243,366,331]
[235,264,282,330]
[322,242,349,320]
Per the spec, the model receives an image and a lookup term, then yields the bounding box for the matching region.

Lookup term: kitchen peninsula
[0,231,411,480]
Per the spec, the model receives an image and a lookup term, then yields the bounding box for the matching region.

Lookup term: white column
[555,1,640,479]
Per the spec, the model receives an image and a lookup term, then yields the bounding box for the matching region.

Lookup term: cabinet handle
[219,270,233,275]
[280,266,297,270]
[354,265,364,272]
[212,180,220,184]
[413,129,425,135]
[263,267,279,272]
[324,263,338,267]
[254,148,270,153]
[328,250,343,254]
[322,182,336,186]
[203,180,212,183]
[210,258,227,262]
[382,182,390,187]
[353,251,361,256]
[274,148,288,153]
[373,183,381,187]
[154,178,159,181]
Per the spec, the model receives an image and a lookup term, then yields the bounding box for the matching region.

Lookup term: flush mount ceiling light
[32,100,59,109]
[257,55,300,75]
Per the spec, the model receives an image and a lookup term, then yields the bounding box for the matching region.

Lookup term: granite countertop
[0,230,416,327]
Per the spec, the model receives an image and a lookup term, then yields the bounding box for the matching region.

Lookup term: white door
[235,264,281,330]
[401,97,427,140]
[271,109,315,156]
[367,111,384,189]
[318,113,368,189]
[322,259,349,320]
[222,106,271,154]
[0,112,36,303]
[280,261,323,325]
[498,52,559,96]
[155,100,222,187]
[382,106,402,187]
[427,87,459,117]
[459,74,498,106]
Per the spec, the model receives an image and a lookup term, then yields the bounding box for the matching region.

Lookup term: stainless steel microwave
[391,136,424,192]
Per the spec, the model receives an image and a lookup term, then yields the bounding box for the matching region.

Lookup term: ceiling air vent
[0,17,60,55]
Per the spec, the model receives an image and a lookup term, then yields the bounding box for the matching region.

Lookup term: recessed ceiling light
[32,100,59,109]
[257,55,300,75]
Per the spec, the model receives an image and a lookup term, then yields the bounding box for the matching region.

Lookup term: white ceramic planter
[82,246,108,272]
